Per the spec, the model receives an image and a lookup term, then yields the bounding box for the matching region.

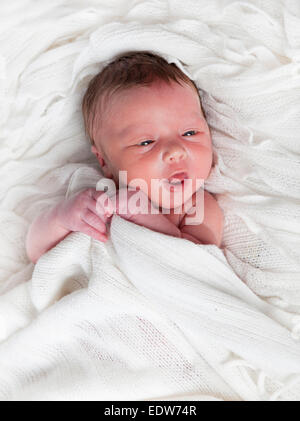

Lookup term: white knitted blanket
[0,215,300,401]
[1,0,300,400]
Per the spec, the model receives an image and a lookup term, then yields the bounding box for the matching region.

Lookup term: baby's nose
[163,143,187,163]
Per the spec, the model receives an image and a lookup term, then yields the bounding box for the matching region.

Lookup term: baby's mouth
[160,172,189,191]
[167,172,189,185]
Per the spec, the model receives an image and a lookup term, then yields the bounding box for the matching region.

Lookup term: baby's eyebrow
[118,124,139,137]
[118,114,206,137]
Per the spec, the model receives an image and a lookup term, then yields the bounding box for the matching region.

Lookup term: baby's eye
[183,130,197,136]
[137,140,154,146]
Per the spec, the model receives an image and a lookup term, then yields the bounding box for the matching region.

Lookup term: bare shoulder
[179,189,224,247]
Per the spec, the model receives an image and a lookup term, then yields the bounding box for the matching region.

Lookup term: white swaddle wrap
[0,0,300,400]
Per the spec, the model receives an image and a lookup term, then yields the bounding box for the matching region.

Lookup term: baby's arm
[114,188,182,239]
[179,190,224,247]
[26,188,113,264]
[113,189,203,243]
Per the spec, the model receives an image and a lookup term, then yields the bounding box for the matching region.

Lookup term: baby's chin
[150,192,193,214]
[127,177,202,213]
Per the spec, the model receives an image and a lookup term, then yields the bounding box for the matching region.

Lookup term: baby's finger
[95,193,115,217]
[86,188,114,213]
[77,222,108,242]
[86,197,110,224]
[81,209,107,233]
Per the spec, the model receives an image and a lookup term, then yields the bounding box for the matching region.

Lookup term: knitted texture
[0,220,300,400]
[0,0,300,400]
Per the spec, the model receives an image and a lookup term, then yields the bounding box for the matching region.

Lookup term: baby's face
[92,79,212,210]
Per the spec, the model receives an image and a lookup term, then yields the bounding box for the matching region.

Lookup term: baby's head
[82,51,212,210]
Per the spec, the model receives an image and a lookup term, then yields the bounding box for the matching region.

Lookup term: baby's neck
[159,205,185,228]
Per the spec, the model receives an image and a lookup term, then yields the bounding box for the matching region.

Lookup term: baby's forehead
[105,80,201,114]
[93,80,203,140]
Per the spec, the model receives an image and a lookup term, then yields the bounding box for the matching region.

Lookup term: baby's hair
[82,51,203,146]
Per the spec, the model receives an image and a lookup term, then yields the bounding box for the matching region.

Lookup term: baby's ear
[91,145,113,179]
[211,152,216,168]
[206,150,215,178]
[91,145,105,167]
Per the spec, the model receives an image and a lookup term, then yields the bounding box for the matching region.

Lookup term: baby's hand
[55,188,114,242]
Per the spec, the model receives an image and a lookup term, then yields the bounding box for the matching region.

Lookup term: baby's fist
[56,188,114,242]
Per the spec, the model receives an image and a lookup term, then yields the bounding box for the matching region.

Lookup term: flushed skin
[91,79,223,241]
[26,80,223,264]
[92,80,212,215]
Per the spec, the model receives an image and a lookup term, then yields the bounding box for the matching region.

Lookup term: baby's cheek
[129,181,159,209]
[193,158,211,183]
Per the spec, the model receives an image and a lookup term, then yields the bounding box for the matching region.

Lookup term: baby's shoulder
[179,189,224,247]
[179,189,206,226]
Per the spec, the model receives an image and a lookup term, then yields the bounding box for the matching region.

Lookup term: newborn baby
[26,51,224,264]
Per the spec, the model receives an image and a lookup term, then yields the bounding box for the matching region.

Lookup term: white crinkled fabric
[0,0,300,401]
